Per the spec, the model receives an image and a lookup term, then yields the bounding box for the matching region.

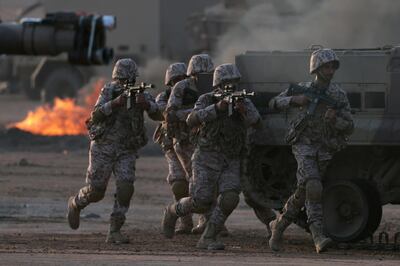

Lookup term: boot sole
[316,239,333,253]
[67,197,80,230]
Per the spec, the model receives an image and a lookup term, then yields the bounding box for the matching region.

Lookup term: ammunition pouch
[86,117,106,141]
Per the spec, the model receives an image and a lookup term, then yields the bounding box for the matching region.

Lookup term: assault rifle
[284,83,347,144]
[123,82,155,110]
[287,83,346,115]
[213,85,255,116]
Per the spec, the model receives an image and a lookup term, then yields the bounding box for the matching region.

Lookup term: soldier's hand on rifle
[111,93,127,108]
[290,95,310,106]
[216,99,229,112]
[136,93,150,110]
[324,108,337,124]
[235,100,247,115]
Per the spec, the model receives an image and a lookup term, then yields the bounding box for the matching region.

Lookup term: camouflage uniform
[268,49,354,253]
[67,58,159,243]
[162,64,261,250]
[154,63,188,184]
[164,55,215,233]
[154,63,196,233]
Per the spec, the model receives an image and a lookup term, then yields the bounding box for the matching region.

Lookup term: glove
[111,94,127,108]
[234,100,247,115]
[215,99,229,112]
[135,93,150,110]
[290,95,310,106]
[324,108,337,124]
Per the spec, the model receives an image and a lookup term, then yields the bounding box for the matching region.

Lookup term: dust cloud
[214,0,400,63]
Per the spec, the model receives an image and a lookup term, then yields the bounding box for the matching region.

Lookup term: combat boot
[192,215,207,235]
[67,196,81,230]
[106,217,129,244]
[268,216,291,252]
[309,223,333,253]
[218,225,230,237]
[196,222,225,250]
[162,203,179,238]
[175,214,193,234]
[265,221,272,240]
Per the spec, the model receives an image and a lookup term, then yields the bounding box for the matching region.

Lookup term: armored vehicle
[236,46,400,242]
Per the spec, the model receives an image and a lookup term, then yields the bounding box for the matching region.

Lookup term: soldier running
[67,58,160,244]
[163,54,221,235]
[162,63,261,250]
[268,49,354,253]
[153,62,194,234]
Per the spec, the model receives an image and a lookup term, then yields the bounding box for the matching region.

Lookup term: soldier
[153,62,194,234]
[67,58,159,244]
[268,49,354,253]
[164,54,216,235]
[162,63,261,250]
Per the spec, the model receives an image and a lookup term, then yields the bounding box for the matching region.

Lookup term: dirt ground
[1,94,400,265]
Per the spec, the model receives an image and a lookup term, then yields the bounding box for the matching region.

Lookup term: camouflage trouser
[165,149,186,184]
[176,149,241,228]
[75,141,136,221]
[281,144,332,225]
[166,141,194,184]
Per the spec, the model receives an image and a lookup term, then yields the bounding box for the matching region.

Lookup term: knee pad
[116,180,134,207]
[85,185,106,203]
[305,179,322,203]
[171,180,189,201]
[218,190,240,216]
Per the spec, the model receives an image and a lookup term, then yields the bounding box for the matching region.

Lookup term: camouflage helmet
[213,63,241,87]
[187,54,215,76]
[164,62,187,86]
[112,58,139,80]
[310,48,340,74]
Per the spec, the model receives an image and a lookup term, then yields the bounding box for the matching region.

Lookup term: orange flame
[8,79,105,136]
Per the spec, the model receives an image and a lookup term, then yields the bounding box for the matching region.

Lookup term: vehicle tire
[40,67,83,102]
[323,179,382,242]
[243,145,297,211]
[352,179,382,239]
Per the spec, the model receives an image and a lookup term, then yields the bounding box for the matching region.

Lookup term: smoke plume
[214,0,400,63]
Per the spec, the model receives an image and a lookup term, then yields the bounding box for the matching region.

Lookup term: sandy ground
[1,94,400,265]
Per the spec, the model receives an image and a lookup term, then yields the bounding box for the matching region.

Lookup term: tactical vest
[197,111,247,158]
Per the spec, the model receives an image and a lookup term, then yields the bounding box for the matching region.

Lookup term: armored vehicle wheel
[243,146,296,210]
[352,179,382,239]
[323,179,382,242]
[40,67,83,102]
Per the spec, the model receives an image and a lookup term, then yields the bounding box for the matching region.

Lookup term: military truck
[236,45,400,242]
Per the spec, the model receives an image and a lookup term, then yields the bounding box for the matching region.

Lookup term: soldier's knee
[193,198,213,213]
[85,185,106,203]
[305,179,322,203]
[171,180,189,201]
[218,190,240,216]
[116,180,134,206]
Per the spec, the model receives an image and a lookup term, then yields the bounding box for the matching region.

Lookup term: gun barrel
[0,12,115,65]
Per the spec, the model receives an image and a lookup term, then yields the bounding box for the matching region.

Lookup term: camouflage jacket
[153,89,173,151]
[191,91,261,158]
[270,81,354,151]
[165,77,200,142]
[87,81,158,150]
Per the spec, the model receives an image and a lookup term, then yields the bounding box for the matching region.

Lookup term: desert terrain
[1,94,400,265]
